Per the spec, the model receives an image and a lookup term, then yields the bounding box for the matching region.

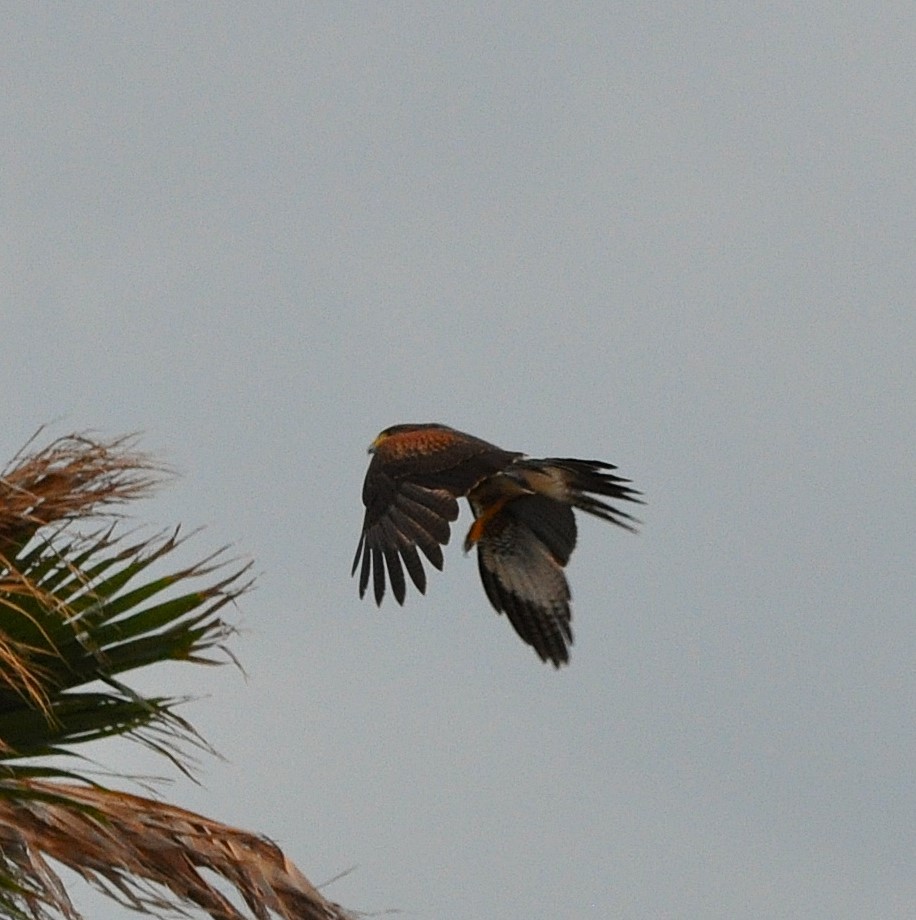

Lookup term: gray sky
[4,4,915,919]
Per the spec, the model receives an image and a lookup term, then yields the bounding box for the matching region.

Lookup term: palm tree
[0,430,353,920]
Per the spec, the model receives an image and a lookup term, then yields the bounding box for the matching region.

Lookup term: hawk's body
[352,423,642,667]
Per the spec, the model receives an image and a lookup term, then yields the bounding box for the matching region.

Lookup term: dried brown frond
[0,779,355,920]
[0,629,53,722]
[0,431,165,554]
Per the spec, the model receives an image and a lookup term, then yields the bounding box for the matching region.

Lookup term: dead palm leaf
[0,779,351,920]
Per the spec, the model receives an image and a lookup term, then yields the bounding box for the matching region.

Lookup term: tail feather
[571,493,641,532]
[515,457,644,532]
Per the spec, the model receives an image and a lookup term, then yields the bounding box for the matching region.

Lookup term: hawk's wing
[473,494,578,668]
[468,458,642,666]
[352,472,459,606]
[353,424,520,605]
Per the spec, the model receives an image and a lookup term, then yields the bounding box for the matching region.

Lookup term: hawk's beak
[368,432,388,454]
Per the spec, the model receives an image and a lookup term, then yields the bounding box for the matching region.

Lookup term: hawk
[352,423,642,667]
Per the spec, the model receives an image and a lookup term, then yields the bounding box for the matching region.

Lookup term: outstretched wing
[353,474,458,605]
[353,424,520,605]
[473,494,577,667]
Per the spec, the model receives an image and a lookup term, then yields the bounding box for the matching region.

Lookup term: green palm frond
[0,432,354,920]
[0,522,248,763]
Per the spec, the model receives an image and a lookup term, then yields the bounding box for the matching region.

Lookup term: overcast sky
[3,4,915,919]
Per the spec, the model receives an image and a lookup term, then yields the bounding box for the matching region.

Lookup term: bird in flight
[352,423,642,667]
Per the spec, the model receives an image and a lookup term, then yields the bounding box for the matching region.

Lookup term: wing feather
[386,503,447,570]
[397,537,427,594]
[473,501,573,667]
[379,518,407,604]
[370,543,385,606]
[353,424,518,605]
[358,485,456,602]
[506,494,578,565]
[353,533,369,597]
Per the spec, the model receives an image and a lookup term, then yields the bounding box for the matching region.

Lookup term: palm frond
[0,525,249,765]
[0,431,360,920]
[0,779,353,920]
[0,431,250,779]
